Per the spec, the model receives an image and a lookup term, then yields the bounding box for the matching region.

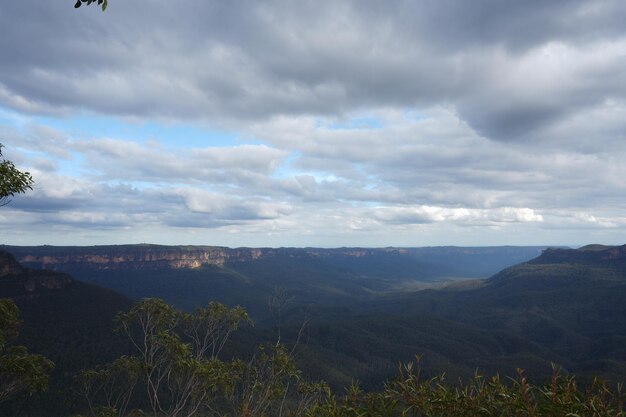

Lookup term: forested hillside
[0,245,625,416]
[291,244,626,387]
[0,250,133,416]
[3,245,545,318]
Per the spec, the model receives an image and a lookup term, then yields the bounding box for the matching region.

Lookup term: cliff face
[0,250,73,296]
[0,244,549,274]
[11,246,307,271]
[603,245,626,260]
[9,245,419,272]
[533,244,626,265]
[0,250,26,277]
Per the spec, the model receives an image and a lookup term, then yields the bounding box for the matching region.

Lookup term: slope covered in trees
[292,244,626,386]
[4,245,546,318]
[0,245,625,415]
[0,250,133,416]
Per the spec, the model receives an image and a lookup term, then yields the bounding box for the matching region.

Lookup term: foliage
[0,144,33,207]
[0,268,134,416]
[74,0,108,12]
[73,299,625,417]
[0,299,54,403]
[231,343,328,417]
[6,244,626,412]
[76,298,331,417]
[77,298,248,416]
[306,358,625,417]
[78,298,321,417]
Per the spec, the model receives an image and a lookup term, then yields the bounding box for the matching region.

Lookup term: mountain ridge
[0,250,134,416]
[1,244,548,316]
[530,244,626,265]
[1,243,625,414]
[0,250,73,296]
[2,244,547,273]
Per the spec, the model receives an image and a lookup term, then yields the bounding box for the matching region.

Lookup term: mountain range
[2,244,546,317]
[0,243,625,415]
[294,244,626,387]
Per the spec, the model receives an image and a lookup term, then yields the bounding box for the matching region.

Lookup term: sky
[1,0,626,248]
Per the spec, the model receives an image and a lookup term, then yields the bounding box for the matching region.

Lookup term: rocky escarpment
[0,249,26,277]
[7,245,416,272]
[531,244,626,265]
[0,250,73,296]
[1,244,548,274]
[6,245,308,271]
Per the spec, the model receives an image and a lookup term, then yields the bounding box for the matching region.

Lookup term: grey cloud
[2,1,626,244]
[11,104,626,226]
[246,107,626,212]
[38,211,136,229]
[10,196,85,212]
[67,139,287,186]
[172,188,292,220]
[4,176,295,233]
[456,42,626,140]
[396,0,626,53]
[1,1,625,141]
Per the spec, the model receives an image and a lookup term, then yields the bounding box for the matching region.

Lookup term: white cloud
[370,206,544,225]
[1,1,626,246]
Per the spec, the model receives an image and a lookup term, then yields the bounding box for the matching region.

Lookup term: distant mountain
[2,245,547,276]
[0,250,73,295]
[297,244,626,386]
[577,244,618,252]
[0,250,133,416]
[530,244,626,266]
[1,244,624,412]
[2,244,547,317]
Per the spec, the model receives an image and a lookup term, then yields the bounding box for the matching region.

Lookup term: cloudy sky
[1,1,625,247]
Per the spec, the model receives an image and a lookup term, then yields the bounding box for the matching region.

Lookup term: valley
[2,244,546,317]
[1,244,625,415]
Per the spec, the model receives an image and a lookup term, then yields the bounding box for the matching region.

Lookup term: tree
[0,299,54,403]
[78,299,250,417]
[77,298,327,417]
[0,143,33,207]
[0,146,49,403]
[74,0,108,11]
